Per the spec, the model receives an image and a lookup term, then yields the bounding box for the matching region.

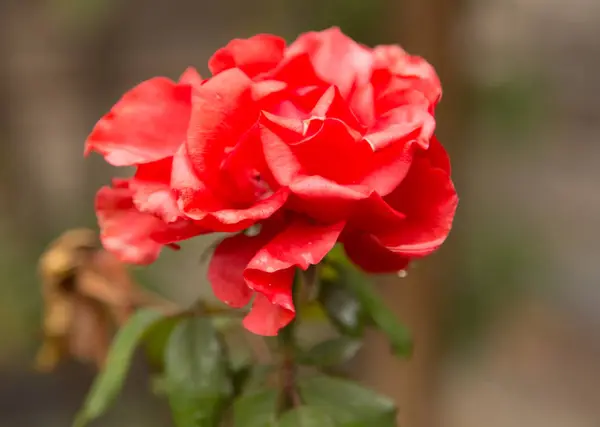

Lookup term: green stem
[276,271,301,412]
[277,315,296,347]
[277,323,297,411]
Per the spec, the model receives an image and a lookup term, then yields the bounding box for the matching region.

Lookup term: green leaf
[297,300,328,322]
[318,280,366,337]
[164,318,232,427]
[299,337,362,367]
[279,407,336,427]
[233,389,278,427]
[144,316,180,372]
[234,364,274,395]
[232,365,252,396]
[325,244,351,266]
[212,315,240,332]
[337,262,412,357]
[151,374,169,396]
[299,376,397,427]
[73,309,164,427]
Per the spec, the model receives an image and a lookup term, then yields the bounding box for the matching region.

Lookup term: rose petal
[427,135,451,174]
[209,34,286,78]
[186,68,257,187]
[148,220,208,245]
[95,185,164,265]
[201,188,290,232]
[243,218,345,335]
[243,294,295,336]
[208,233,265,308]
[131,158,184,223]
[292,118,371,185]
[178,66,204,88]
[134,157,173,184]
[259,113,304,186]
[348,192,406,235]
[375,156,458,256]
[289,176,370,223]
[349,81,375,127]
[342,231,410,273]
[85,77,192,166]
[173,142,289,231]
[285,27,373,97]
[287,85,328,116]
[266,53,323,89]
[247,218,345,274]
[359,138,416,196]
[366,105,435,151]
[371,45,442,107]
[99,211,164,265]
[252,80,288,103]
[309,86,363,131]
[375,86,431,117]
[175,129,289,232]
[131,182,182,224]
[261,110,306,136]
[95,181,206,263]
[260,112,371,188]
[171,145,226,220]
[219,126,273,205]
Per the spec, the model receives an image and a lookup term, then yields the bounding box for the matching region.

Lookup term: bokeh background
[1,0,600,426]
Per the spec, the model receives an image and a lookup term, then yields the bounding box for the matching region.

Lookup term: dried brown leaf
[36,228,178,371]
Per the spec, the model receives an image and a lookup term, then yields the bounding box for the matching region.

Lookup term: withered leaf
[36,228,177,371]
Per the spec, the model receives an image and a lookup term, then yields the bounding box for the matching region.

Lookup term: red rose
[86,27,457,336]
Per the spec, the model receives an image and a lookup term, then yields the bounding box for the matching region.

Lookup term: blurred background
[1,0,599,426]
